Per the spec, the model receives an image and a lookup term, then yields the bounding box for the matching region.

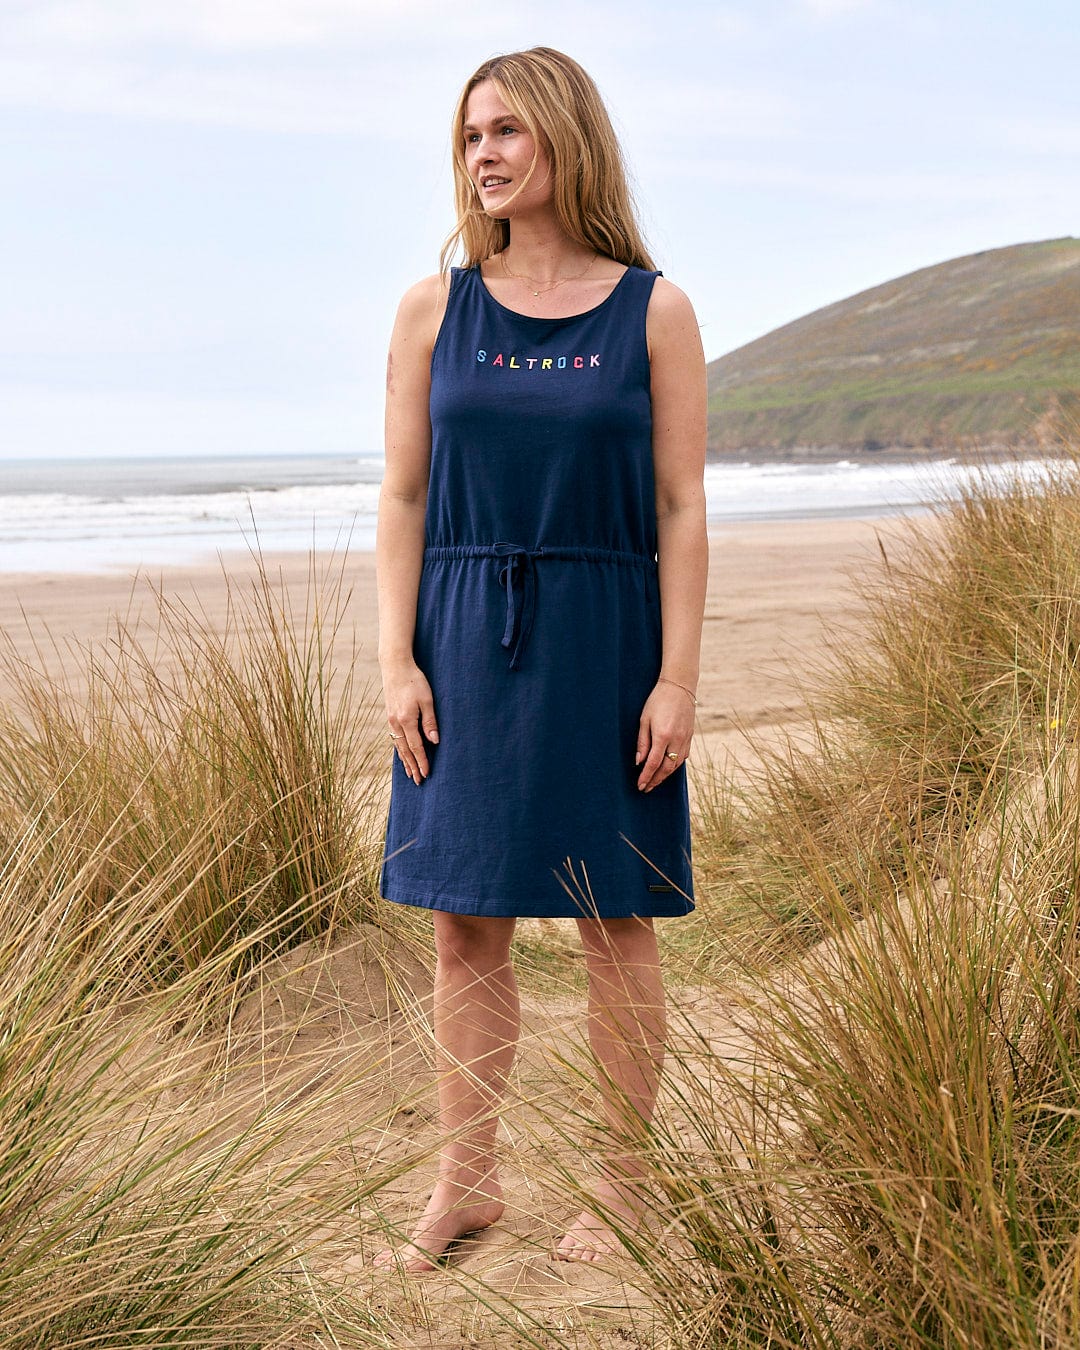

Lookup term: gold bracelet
[658,675,699,707]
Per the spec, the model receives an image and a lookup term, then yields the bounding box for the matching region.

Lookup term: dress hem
[379,887,694,920]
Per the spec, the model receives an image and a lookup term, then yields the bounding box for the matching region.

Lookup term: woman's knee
[433,912,516,973]
[576,915,656,963]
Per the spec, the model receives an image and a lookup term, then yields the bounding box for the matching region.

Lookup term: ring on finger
[666,750,678,761]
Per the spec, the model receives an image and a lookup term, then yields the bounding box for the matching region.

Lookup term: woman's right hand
[382,659,440,785]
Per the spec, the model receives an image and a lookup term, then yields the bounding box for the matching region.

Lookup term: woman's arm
[635,277,709,793]
[376,273,449,785]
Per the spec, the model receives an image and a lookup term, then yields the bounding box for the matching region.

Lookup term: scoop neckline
[471,262,634,322]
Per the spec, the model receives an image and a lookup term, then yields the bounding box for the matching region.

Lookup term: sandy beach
[0,515,925,789]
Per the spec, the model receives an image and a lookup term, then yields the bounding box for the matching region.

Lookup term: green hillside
[707,237,1080,458]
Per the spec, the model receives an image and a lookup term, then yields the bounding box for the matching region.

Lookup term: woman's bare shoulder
[398,271,453,308]
[646,275,698,323]
[645,275,702,361]
[392,272,454,352]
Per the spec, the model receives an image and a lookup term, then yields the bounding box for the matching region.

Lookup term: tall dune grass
[0,550,424,1345]
[0,811,442,1346]
[715,456,1080,941]
[0,550,385,989]
[588,456,1080,1347]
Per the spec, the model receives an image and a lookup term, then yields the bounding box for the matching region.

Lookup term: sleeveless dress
[379,263,695,919]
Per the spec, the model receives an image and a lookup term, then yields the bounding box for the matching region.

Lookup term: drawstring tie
[493,541,544,671]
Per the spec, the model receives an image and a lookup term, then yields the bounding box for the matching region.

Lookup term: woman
[375,46,707,1270]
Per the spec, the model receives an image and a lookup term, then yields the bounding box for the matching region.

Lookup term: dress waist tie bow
[492,541,544,671]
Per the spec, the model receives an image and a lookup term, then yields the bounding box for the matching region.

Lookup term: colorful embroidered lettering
[475,351,602,371]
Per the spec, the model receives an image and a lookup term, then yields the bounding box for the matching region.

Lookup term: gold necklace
[499,249,599,297]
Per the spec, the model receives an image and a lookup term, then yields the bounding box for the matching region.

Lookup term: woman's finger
[419,691,440,745]
[637,733,693,791]
[387,707,424,784]
[387,720,414,781]
[635,723,650,768]
[637,736,670,791]
[403,718,430,780]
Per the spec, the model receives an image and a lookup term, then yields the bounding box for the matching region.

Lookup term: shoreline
[0,450,1044,578]
[0,505,937,583]
[0,507,933,581]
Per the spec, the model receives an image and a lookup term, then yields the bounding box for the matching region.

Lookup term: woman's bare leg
[374,912,519,1271]
[555,915,666,1262]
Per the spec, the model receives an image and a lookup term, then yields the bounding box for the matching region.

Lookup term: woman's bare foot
[373,1172,504,1273]
[554,1178,646,1263]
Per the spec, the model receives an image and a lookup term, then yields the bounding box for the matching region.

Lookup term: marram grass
[0,549,422,1346]
[0,548,386,990]
[0,795,422,1348]
[562,454,1080,1348]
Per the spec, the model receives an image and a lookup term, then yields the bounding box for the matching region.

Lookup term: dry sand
[0,515,934,1343]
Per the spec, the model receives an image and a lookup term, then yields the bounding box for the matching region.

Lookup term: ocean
[0,453,1048,573]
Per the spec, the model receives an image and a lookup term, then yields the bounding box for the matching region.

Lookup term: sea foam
[0,453,1051,573]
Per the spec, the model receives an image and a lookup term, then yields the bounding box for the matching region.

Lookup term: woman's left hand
[635,680,696,792]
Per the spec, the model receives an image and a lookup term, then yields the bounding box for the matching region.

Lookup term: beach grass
[0,550,433,1346]
[0,548,389,993]
[3,456,1080,1345]
[577,451,1080,1346]
[0,838,398,1346]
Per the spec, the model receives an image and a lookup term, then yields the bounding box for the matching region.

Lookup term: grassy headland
[707,236,1080,457]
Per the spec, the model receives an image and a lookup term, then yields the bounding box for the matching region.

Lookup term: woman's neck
[498,221,595,285]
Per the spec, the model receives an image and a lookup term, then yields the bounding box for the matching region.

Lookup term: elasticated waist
[422,541,658,670]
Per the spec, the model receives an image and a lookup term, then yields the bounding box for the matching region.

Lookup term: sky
[1,0,1078,462]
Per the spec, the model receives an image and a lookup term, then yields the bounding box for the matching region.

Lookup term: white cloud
[709,7,759,40]
[1,0,641,54]
[0,50,447,135]
[795,0,878,16]
[619,79,801,158]
[657,154,1080,210]
[0,379,366,458]
[998,114,1080,157]
[2,0,442,50]
[0,0,648,133]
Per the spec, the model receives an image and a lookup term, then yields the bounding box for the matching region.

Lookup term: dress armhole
[429,267,464,371]
[642,269,663,372]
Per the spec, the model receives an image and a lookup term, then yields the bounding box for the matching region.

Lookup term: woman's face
[462,80,552,220]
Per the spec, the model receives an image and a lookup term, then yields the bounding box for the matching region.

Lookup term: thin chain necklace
[499,249,599,297]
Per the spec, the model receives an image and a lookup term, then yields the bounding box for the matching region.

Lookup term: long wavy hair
[439,47,655,272]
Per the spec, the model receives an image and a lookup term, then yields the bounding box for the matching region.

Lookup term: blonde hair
[440,47,655,272]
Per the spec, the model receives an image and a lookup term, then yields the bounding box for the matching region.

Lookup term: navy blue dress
[379,263,695,919]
